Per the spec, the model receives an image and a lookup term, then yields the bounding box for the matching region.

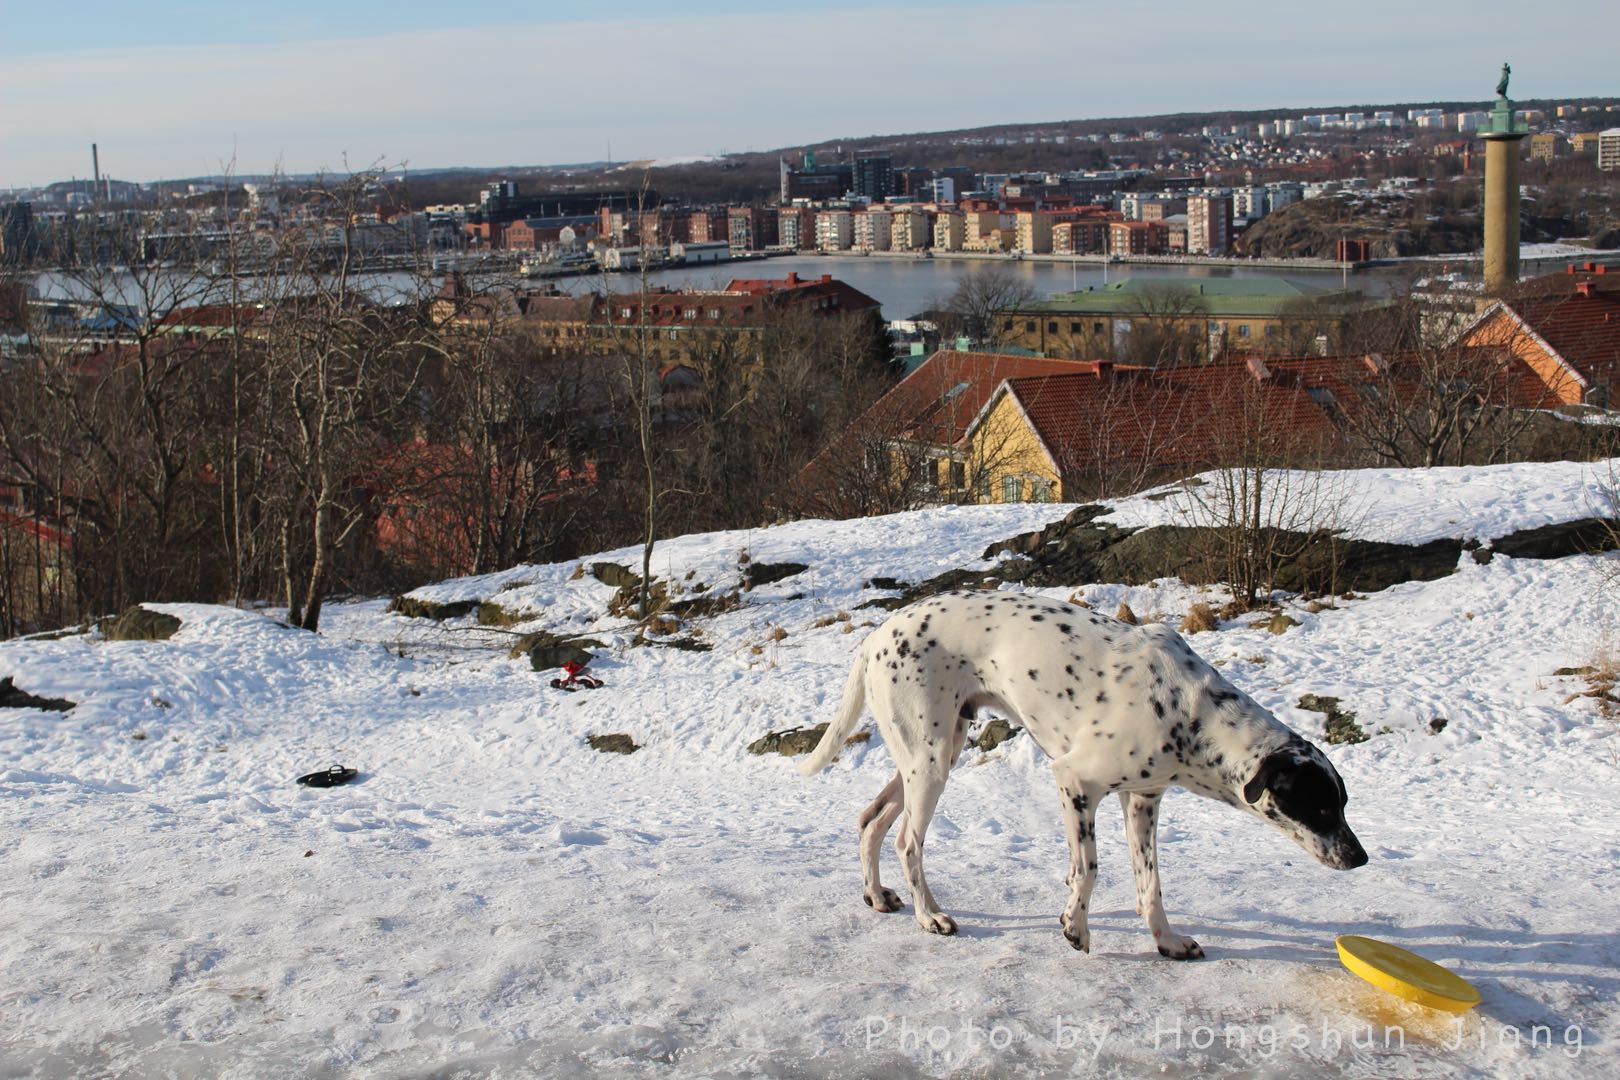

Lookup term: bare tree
[253,166,437,631]
[1117,283,1210,367]
[1333,292,1556,468]
[929,264,1038,349]
[1173,370,1340,608]
[430,304,597,577]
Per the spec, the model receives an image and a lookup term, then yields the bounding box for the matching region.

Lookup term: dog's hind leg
[894,767,956,935]
[1120,790,1204,960]
[1053,772,1105,953]
[858,771,905,913]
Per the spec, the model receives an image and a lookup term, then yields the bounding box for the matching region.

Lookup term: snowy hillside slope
[2,460,1618,1078]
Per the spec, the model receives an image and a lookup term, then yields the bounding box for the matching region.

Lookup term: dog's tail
[799,646,869,777]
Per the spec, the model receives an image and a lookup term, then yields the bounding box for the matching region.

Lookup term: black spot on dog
[1152,700,1166,718]
[1028,669,1039,681]
[1032,614,1045,622]
[1096,692,1108,704]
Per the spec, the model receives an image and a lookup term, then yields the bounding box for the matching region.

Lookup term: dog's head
[1241,742,1367,870]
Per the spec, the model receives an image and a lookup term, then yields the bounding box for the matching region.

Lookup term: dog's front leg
[1119,791,1204,960]
[1054,773,1105,953]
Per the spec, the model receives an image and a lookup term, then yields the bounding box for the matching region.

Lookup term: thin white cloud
[1,2,1611,184]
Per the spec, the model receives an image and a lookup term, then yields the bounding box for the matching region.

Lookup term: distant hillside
[1235,194,1483,259]
[392,95,1620,207]
[1237,183,1620,260]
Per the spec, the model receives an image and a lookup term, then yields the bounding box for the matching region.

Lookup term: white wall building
[1598,129,1620,172]
[815,210,853,251]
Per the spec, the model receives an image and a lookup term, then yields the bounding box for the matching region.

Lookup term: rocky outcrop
[1234,197,1483,260]
[101,606,182,641]
[389,596,478,621]
[515,631,605,671]
[975,719,1022,752]
[1298,694,1367,745]
[748,724,830,756]
[0,676,74,712]
[878,503,1619,608]
[743,562,809,589]
[587,733,640,755]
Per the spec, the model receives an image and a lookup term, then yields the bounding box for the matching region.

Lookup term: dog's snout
[1336,832,1369,870]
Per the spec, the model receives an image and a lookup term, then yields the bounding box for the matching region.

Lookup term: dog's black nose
[1339,833,1369,869]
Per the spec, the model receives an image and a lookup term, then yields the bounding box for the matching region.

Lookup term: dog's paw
[918,912,958,936]
[863,887,905,913]
[1155,935,1205,961]
[1060,912,1090,953]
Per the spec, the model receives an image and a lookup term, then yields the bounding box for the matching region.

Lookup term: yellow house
[963,380,1063,503]
[792,351,1095,515]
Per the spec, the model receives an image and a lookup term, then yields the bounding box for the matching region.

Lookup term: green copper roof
[1022,276,1377,317]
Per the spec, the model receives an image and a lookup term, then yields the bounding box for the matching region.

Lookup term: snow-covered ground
[1399,242,1620,264]
[3,461,1618,1078]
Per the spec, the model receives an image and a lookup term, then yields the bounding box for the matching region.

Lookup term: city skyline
[3,0,1617,187]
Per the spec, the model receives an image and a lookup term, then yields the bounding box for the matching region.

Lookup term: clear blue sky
[2,0,1615,186]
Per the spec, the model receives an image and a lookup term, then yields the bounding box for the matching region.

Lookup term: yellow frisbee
[1335,935,1481,1013]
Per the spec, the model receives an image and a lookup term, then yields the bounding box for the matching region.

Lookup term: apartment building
[853,208,893,252]
[727,206,778,253]
[964,208,1016,253]
[1186,194,1232,256]
[1599,130,1620,172]
[1053,219,1111,255]
[1108,220,1169,256]
[852,152,895,201]
[1013,211,1054,255]
[777,206,816,251]
[815,209,853,251]
[889,207,931,251]
[1230,186,1265,222]
[1529,133,1562,164]
[932,211,965,252]
[687,209,729,244]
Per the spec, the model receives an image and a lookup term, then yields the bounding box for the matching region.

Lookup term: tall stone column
[1480,65,1528,295]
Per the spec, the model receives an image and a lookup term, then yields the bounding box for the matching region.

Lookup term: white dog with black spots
[801,590,1368,958]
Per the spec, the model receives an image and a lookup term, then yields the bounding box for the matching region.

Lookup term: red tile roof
[1499,290,1620,395]
[880,351,1100,446]
[1003,360,1344,475]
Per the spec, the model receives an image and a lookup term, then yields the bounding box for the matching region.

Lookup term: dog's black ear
[1243,754,1282,805]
